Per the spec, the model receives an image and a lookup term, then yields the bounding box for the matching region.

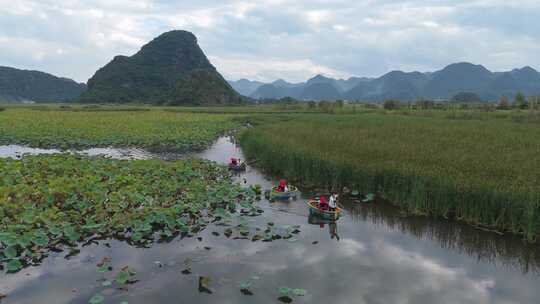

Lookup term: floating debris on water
[241,289,254,296]
[198,276,213,294]
[181,269,192,275]
[278,296,293,303]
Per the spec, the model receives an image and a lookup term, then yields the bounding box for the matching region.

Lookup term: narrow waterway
[0,137,539,304]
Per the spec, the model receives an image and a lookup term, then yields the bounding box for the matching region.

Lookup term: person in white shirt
[328,194,338,210]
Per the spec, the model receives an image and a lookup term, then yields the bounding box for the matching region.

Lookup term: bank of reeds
[239,114,540,241]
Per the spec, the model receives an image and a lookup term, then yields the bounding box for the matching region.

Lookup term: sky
[1,0,539,83]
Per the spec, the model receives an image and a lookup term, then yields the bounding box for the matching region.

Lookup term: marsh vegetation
[1,105,540,304]
[240,111,540,241]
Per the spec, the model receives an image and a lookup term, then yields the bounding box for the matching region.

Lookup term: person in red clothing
[230,157,238,166]
[277,179,287,192]
[318,196,329,211]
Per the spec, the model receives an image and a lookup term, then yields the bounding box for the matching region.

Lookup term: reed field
[240,113,540,241]
[0,108,238,151]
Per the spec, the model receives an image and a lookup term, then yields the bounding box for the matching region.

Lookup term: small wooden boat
[228,162,246,172]
[268,185,298,200]
[307,200,342,220]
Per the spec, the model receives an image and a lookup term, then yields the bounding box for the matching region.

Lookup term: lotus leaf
[6,260,22,273]
[3,246,18,259]
[88,294,104,304]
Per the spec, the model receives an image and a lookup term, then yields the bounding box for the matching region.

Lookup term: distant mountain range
[229,63,540,102]
[0,66,86,103]
[2,43,540,105]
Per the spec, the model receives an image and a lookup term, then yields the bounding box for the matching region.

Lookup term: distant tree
[527,96,540,110]
[481,103,495,112]
[365,103,378,109]
[498,95,510,110]
[307,100,317,109]
[335,100,344,108]
[514,92,528,109]
[450,92,483,103]
[280,96,296,104]
[383,99,400,110]
[415,98,435,110]
[318,100,335,113]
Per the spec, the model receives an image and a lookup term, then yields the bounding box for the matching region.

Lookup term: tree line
[256,92,540,112]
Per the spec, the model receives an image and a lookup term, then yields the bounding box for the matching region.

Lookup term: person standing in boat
[230,157,238,166]
[329,193,338,211]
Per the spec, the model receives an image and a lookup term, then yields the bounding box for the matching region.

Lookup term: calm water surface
[0,137,539,304]
[0,145,157,160]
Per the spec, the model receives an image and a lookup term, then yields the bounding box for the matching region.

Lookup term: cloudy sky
[1,0,539,83]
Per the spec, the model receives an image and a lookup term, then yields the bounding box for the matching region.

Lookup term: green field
[240,112,540,241]
[0,108,238,151]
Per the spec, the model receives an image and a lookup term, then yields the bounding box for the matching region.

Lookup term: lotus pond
[0,155,263,273]
[0,136,539,304]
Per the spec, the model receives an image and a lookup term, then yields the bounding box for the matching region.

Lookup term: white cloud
[0,0,539,82]
[209,56,349,82]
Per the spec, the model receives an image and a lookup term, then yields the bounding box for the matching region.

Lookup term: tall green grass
[240,114,540,241]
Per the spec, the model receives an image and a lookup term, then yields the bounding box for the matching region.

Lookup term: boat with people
[307,197,342,220]
[228,162,246,172]
[267,179,298,200]
[228,157,247,172]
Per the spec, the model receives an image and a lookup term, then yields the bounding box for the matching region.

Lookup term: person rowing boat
[328,193,339,211]
[307,196,343,220]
